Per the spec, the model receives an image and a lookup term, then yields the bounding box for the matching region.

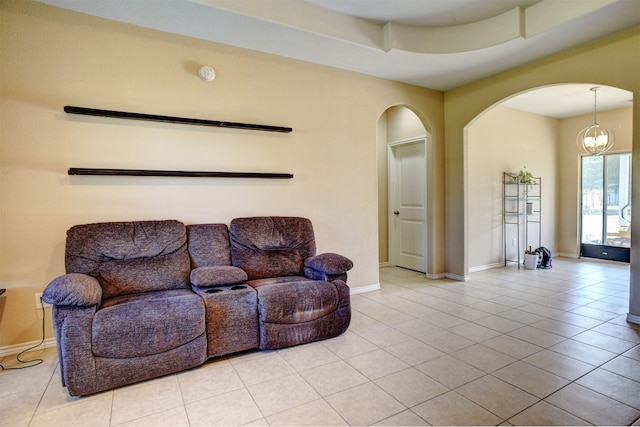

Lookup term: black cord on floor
[0,297,46,371]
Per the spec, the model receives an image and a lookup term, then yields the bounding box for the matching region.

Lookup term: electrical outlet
[35,292,51,309]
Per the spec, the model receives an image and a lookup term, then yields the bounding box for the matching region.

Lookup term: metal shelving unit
[503,172,541,268]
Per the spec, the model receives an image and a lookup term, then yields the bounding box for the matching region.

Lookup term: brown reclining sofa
[43,216,352,396]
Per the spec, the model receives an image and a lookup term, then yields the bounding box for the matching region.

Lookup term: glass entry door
[581,153,631,262]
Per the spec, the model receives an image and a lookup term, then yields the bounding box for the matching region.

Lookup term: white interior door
[388,138,427,272]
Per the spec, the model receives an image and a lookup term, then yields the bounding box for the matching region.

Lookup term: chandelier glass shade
[577,87,614,155]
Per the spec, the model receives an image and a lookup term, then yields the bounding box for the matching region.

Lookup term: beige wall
[0,1,444,348]
[2,1,636,349]
[556,106,634,256]
[377,115,389,263]
[386,107,428,142]
[468,106,557,269]
[445,25,640,279]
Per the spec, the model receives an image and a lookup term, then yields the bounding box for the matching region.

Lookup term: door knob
[394,211,399,215]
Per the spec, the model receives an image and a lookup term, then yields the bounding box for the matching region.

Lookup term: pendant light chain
[593,87,598,124]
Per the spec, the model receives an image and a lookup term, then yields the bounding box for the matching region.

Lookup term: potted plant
[513,166,537,185]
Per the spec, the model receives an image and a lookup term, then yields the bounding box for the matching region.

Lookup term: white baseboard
[556,252,579,259]
[379,262,449,281]
[0,338,57,358]
[469,263,503,273]
[350,283,381,294]
[627,313,640,325]
[445,272,470,281]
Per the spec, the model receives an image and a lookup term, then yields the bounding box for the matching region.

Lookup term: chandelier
[577,87,614,155]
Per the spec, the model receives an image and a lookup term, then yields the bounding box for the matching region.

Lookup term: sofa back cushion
[65,220,190,299]
[187,224,232,268]
[230,217,317,280]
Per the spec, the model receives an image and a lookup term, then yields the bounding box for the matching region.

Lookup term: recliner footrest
[194,284,259,358]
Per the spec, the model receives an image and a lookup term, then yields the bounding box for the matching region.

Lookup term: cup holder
[204,285,247,294]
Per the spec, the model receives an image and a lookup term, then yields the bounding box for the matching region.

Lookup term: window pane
[582,156,603,244]
[605,153,631,248]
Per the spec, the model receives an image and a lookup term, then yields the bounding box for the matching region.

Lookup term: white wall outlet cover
[198,65,215,82]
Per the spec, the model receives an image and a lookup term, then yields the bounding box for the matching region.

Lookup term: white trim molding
[0,338,56,358]
[556,252,579,259]
[627,313,640,325]
[350,283,381,294]
[469,262,503,273]
[445,272,470,281]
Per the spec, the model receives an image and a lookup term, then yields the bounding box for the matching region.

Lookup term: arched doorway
[377,105,432,274]
[465,84,633,271]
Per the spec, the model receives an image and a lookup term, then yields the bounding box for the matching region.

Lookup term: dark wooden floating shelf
[68,168,293,179]
[64,106,293,133]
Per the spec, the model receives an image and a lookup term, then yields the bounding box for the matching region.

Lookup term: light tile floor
[2,258,640,426]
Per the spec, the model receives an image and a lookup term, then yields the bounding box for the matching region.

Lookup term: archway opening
[465,83,633,272]
[377,105,431,273]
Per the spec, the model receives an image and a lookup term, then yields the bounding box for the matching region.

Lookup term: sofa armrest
[190,266,248,288]
[304,253,353,275]
[42,273,102,307]
[304,253,353,282]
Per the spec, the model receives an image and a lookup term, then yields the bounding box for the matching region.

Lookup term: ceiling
[38,0,638,117]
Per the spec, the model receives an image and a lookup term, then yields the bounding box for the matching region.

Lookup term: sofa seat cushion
[256,280,339,324]
[93,290,205,358]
